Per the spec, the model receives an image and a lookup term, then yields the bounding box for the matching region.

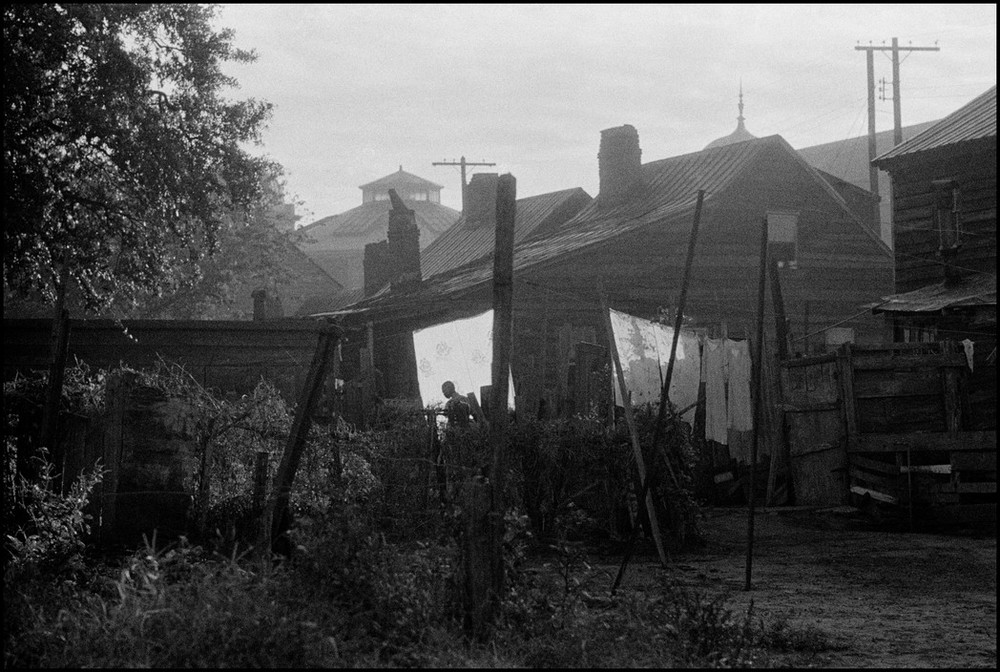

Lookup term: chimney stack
[598,124,642,204]
[364,189,422,296]
[464,173,499,228]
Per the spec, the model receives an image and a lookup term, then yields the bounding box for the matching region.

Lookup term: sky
[214,4,996,225]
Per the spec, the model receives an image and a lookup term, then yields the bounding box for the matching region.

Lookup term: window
[932,179,961,252]
[767,210,799,269]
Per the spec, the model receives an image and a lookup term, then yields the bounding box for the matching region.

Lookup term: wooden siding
[889,148,997,294]
[3,319,325,402]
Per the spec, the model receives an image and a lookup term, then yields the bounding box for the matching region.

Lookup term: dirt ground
[605,506,997,668]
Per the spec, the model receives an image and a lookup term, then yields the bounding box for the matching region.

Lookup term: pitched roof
[314,134,881,326]
[299,199,460,243]
[873,86,997,166]
[358,167,444,191]
[872,273,996,314]
[797,121,938,187]
[420,187,591,278]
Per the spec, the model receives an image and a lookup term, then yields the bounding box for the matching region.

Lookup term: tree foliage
[3,3,277,311]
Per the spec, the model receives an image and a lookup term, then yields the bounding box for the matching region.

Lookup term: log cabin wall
[888,147,996,294]
[520,141,893,358]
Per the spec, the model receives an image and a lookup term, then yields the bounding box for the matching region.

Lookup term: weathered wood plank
[848,431,997,453]
[850,485,898,504]
[851,454,900,475]
[951,452,998,472]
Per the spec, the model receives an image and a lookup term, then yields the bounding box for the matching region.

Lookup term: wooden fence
[3,318,325,402]
[780,341,996,521]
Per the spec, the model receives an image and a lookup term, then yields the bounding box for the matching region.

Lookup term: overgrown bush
[4,450,104,579]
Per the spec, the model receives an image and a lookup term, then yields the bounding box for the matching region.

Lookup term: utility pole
[855,38,939,249]
[432,156,496,212]
[855,39,940,147]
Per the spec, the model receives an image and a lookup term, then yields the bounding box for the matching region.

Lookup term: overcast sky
[215,4,996,225]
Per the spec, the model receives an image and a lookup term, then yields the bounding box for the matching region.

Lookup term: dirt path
[609,506,997,668]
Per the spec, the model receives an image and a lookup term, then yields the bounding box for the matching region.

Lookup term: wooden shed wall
[888,145,997,294]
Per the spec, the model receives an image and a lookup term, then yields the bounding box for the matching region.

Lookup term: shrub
[3,448,104,578]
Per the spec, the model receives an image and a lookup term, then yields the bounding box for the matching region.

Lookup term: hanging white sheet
[412,309,515,409]
[703,338,729,444]
[726,339,753,432]
[701,337,755,449]
[608,309,701,422]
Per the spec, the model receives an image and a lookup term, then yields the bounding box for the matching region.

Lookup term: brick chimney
[363,189,422,296]
[598,124,642,204]
[464,173,499,228]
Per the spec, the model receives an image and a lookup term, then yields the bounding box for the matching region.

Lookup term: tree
[3,3,277,312]
[132,177,306,320]
[3,3,278,453]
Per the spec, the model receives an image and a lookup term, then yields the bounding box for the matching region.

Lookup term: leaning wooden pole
[600,292,669,568]
[260,321,341,556]
[611,189,704,594]
[744,215,770,591]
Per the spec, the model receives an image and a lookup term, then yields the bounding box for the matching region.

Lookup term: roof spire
[703,81,757,150]
[737,80,745,126]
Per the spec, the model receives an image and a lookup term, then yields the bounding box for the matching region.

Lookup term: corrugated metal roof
[299,199,459,242]
[872,273,996,313]
[874,86,997,165]
[358,167,444,191]
[420,188,591,278]
[315,134,876,325]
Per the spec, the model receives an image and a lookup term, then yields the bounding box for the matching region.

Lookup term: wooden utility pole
[432,156,496,212]
[855,39,940,146]
[856,39,939,244]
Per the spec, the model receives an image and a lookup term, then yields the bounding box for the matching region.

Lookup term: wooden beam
[848,431,996,453]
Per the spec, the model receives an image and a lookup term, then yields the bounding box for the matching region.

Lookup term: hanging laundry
[412,309,515,409]
[726,339,753,432]
[609,309,701,421]
[962,339,975,372]
[703,337,728,444]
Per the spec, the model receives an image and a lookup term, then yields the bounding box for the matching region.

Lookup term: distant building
[298,167,460,289]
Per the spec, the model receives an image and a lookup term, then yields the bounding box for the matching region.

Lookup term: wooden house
[871,85,996,346]
[321,124,894,417]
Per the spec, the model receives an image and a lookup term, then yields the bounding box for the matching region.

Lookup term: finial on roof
[738,80,745,125]
[703,82,756,150]
[399,165,403,172]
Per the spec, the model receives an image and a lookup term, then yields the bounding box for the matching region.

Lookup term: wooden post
[601,293,669,568]
[40,306,71,474]
[40,263,71,457]
[768,258,790,360]
[745,215,769,592]
[196,417,217,537]
[464,173,516,638]
[940,341,963,436]
[261,323,341,556]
